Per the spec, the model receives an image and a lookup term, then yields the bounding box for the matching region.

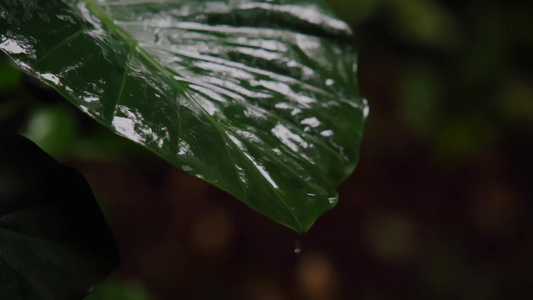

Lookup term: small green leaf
[0,130,120,300]
[0,0,367,233]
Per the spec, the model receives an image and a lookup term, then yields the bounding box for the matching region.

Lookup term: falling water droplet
[294,239,302,254]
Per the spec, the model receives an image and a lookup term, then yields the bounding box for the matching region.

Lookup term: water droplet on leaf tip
[294,239,302,254]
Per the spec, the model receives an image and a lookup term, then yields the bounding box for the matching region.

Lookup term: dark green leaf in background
[0,0,367,233]
[0,130,120,300]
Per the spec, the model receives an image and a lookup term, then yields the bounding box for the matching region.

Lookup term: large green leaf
[0,130,120,300]
[0,0,367,233]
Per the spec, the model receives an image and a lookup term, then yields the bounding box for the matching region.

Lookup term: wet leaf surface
[0,0,367,233]
[0,130,120,300]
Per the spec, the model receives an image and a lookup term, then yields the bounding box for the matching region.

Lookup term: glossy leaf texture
[0,130,120,300]
[0,0,368,233]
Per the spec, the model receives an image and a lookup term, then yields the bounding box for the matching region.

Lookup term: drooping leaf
[0,130,120,300]
[0,0,368,233]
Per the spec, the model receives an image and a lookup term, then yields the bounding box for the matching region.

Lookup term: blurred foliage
[0,63,22,92]
[86,279,152,300]
[348,0,533,165]
[23,104,78,158]
[0,60,24,121]
[1,0,532,299]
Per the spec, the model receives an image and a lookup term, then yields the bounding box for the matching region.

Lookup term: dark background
[1,0,531,299]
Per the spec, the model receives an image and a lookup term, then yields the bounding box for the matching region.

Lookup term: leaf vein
[35,29,86,66]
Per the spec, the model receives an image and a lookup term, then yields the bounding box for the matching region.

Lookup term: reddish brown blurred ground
[72,111,531,299]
